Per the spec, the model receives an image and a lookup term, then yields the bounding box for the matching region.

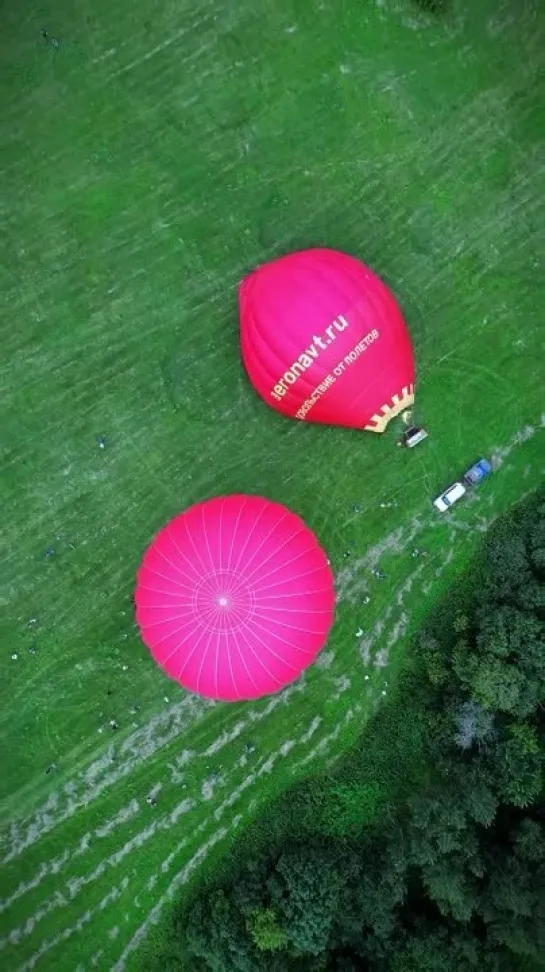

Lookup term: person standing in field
[41,29,60,48]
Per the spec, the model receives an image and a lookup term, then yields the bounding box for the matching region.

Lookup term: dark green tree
[388,927,489,972]
[231,857,269,917]
[267,846,345,956]
[480,843,545,960]
[408,793,469,866]
[478,511,535,608]
[512,818,545,863]
[184,889,258,972]
[449,607,544,719]
[407,792,485,920]
[338,838,406,949]
[491,724,542,808]
[528,502,545,572]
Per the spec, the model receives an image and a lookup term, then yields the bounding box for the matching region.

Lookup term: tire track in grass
[1,696,214,864]
[7,695,335,953]
[1,800,193,950]
[15,877,131,972]
[8,647,394,966]
[111,702,358,972]
[0,683,309,922]
[11,688,353,972]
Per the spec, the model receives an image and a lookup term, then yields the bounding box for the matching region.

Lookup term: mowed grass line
[1,0,544,969]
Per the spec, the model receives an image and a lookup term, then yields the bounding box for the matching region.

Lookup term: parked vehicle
[433,481,467,513]
[433,457,492,513]
[463,457,493,486]
[401,425,428,448]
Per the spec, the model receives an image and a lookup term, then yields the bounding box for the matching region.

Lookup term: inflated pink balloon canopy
[240,248,415,433]
[135,495,335,701]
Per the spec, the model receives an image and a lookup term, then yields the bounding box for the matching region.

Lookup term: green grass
[0,0,544,969]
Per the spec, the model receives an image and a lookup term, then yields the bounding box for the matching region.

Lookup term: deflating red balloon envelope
[135,495,335,701]
[240,248,415,432]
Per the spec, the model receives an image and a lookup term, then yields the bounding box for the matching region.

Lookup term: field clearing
[0,0,544,969]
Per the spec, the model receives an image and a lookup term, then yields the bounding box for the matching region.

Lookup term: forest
[167,491,545,972]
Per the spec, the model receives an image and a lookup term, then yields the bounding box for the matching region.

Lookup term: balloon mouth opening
[217,595,230,609]
[363,385,415,433]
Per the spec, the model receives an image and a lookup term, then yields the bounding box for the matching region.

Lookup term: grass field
[1,0,544,969]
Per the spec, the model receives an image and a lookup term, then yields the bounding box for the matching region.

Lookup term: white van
[433,481,467,512]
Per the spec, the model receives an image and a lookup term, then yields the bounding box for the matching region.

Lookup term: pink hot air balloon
[240,248,415,433]
[135,495,335,701]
